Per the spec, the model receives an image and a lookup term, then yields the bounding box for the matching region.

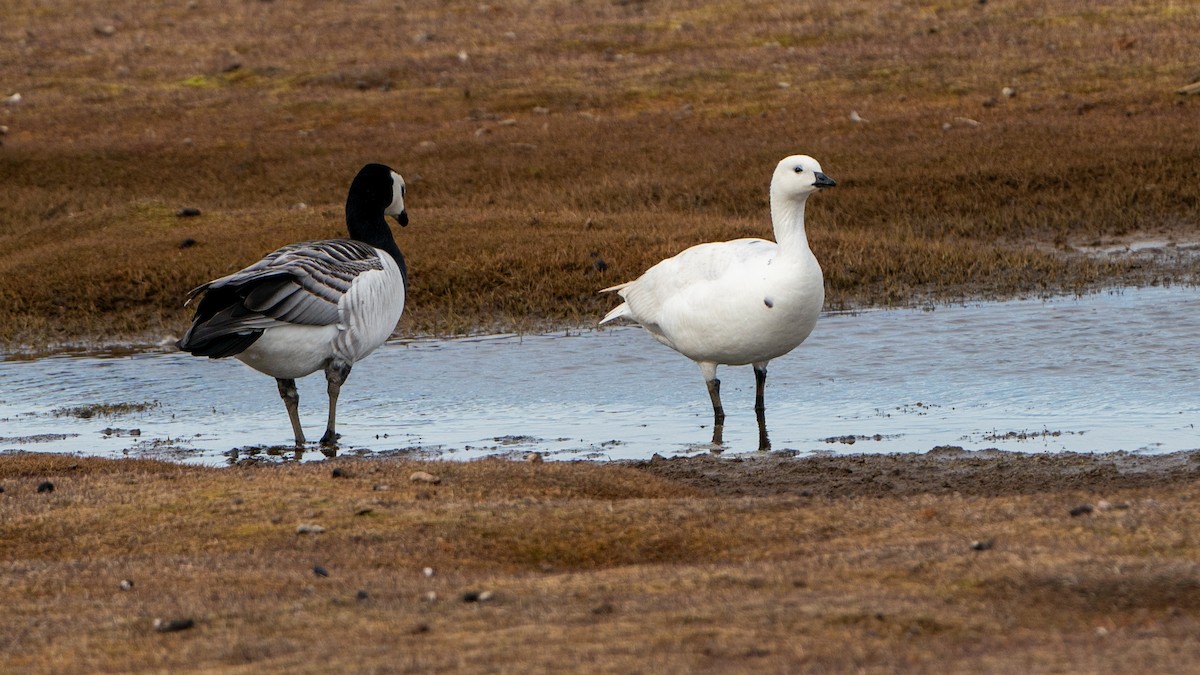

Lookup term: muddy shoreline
[627,446,1200,499]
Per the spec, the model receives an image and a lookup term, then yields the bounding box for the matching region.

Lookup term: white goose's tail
[598,281,632,325]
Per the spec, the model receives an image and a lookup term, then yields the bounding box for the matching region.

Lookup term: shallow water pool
[1,285,1197,464]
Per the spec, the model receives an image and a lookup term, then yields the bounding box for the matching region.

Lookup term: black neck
[346,204,408,288]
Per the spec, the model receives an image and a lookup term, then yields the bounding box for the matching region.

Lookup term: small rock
[410,623,430,634]
[409,471,441,484]
[176,207,202,218]
[1002,86,1017,98]
[356,590,369,601]
[120,579,134,591]
[592,602,615,615]
[971,539,994,551]
[1070,504,1094,517]
[423,567,435,577]
[36,481,54,493]
[462,590,494,603]
[296,523,326,534]
[422,591,438,602]
[0,485,5,493]
[372,484,390,491]
[331,467,349,479]
[153,618,194,633]
[354,507,373,516]
[525,452,544,464]
[0,125,8,136]
[177,238,197,249]
[532,106,550,115]
[981,97,998,108]
[94,24,116,36]
[1096,500,1130,511]
[4,93,22,106]
[849,110,866,123]
[313,565,329,577]
[498,118,517,126]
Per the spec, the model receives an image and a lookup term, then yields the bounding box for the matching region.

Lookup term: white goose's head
[771,155,836,203]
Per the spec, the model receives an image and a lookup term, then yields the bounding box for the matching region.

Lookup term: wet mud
[630,447,1200,499]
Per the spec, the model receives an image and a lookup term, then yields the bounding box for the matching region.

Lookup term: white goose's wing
[179,240,384,355]
[603,238,775,328]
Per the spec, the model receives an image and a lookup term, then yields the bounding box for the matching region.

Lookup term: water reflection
[1,286,1198,464]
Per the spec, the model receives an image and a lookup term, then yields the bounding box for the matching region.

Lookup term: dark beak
[394,210,409,227]
[814,172,836,189]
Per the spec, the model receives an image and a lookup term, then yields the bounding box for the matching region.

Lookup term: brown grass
[1,0,1198,346]
[3,452,1200,672]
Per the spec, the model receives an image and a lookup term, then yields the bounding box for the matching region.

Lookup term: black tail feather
[176,330,264,359]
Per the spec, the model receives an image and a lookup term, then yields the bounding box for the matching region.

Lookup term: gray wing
[179,240,384,353]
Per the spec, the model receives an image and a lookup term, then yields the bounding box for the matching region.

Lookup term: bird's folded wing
[189,240,385,329]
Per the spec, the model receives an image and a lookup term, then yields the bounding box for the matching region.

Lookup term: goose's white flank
[177,163,409,447]
[599,155,836,449]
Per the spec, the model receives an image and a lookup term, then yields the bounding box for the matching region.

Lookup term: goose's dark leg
[276,378,305,446]
[753,362,770,451]
[700,362,725,446]
[321,361,353,446]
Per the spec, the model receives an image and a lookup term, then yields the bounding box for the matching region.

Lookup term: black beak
[814,172,836,189]
[394,210,409,227]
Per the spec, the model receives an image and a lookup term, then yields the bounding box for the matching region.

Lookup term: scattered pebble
[296,523,326,534]
[849,110,866,123]
[4,93,22,106]
[153,618,195,633]
[462,590,494,603]
[120,579,134,591]
[354,507,373,516]
[422,591,438,603]
[356,590,369,601]
[410,623,430,634]
[94,24,116,36]
[0,125,8,135]
[1070,504,1094,517]
[176,207,202,218]
[592,602,615,615]
[177,238,197,249]
[409,471,441,484]
[1096,500,1130,511]
[331,467,349,479]
[313,565,329,578]
[1002,86,1017,98]
[423,567,435,577]
[36,481,54,493]
[532,106,550,114]
[372,484,390,491]
[971,539,994,551]
[0,485,5,494]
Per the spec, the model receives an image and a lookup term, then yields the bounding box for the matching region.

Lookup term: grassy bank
[1,0,1198,346]
[3,451,1200,672]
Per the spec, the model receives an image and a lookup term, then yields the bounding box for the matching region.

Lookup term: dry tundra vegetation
[3,0,1200,672]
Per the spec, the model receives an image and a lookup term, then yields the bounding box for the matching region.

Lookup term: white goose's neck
[769,193,812,256]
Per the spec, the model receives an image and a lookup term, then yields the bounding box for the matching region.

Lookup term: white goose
[177,163,409,447]
[600,155,836,449]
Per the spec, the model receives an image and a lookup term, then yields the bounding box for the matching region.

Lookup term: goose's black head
[347,163,408,231]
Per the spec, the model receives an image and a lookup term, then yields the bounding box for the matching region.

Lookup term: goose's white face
[385,170,409,226]
[772,155,836,199]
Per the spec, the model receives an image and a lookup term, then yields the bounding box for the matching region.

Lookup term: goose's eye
[793,166,804,174]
